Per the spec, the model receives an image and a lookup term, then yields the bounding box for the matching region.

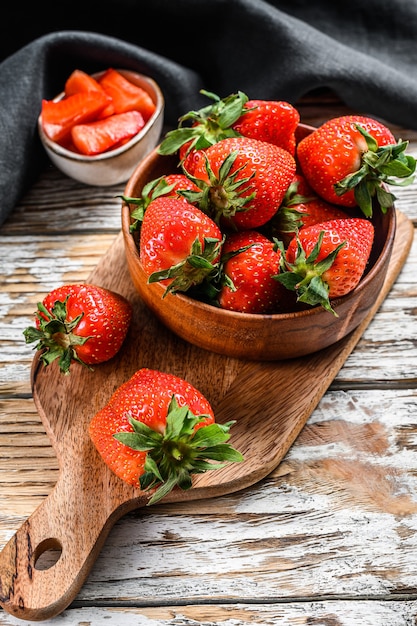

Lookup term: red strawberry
[267,173,349,245]
[88,368,243,504]
[158,90,300,173]
[276,218,374,315]
[41,90,110,143]
[99,68,156,121]
[187,136,296,230]
[217,230,292,314]
[233,99,299,155]
[23,284,132,374]
[71,110,145,155]
[139,196,224,295]
[123,173,200,232]
[297,115,416,217]
[64,68,115,118]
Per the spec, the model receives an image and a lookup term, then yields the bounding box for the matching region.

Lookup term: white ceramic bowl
[38,70,165,186]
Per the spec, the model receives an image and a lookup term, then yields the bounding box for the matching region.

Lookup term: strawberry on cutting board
[88,368,243,504]
[23,284,132,374]
[297,115,416,217]
[276,218,375,315]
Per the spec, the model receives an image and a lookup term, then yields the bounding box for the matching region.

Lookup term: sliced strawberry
[71,110,145,155]
[99,68,156,121]
[65,69,104,96]
[64,69,115,118]
[41,91,110,143]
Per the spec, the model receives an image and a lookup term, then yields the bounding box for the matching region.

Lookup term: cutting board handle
[0,467,145,621]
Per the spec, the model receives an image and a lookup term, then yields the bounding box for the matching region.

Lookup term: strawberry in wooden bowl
[38,68,164,186]
[121,93,414,360]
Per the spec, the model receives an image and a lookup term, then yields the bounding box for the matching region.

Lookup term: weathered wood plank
[1,600,417,626]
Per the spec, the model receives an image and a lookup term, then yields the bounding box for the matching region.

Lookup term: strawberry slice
[41,91,110,143]
[71,110,145,155]
[99,68,156,121]
[64,69,115,118]
[64,69,104,96]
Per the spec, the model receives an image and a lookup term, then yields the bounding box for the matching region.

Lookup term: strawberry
[23,284,132,374]
[41,90,110,143]
[123,173,201,232]
[99,68,156,121]
[64,69,105,97]
[158,90,300,174]
[64,68,115,118]
[276,218,374,315]
[139,196,224,295]
[88,368,243,504]
[183,136,296,230]
[71,110,145,155]
[216,230,292,314]
[297,115,416,217]
[232,99,299,155]
[266,173,349,245]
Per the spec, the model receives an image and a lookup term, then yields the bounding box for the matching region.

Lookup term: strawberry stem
[334,124,416,217]
[113,395,244,505]
[274,233,345,316]
[23,296,93,374]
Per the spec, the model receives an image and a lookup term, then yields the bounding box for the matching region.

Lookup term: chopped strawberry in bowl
[120,93,413,360]
[38,68,164,186]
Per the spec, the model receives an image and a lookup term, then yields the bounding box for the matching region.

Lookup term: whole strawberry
[276,218,374,315]
[233,99,299,155]
[158,90,300,174]
[184,136,296,230]
[297,115,416,217]
[23,284,132,374]
[139,196,224,295]
[89,368,243,504]
[217,230,292,314]
[123,173,200,232]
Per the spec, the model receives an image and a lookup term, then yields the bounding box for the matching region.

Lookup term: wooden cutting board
[0,209,413,622]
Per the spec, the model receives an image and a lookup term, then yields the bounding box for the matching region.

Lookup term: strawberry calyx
[121,176,180,232]
[23,297,92,374]
[148,235,225,297]
[180,151,256,225]
[158,90,249,159]
[274,233,346,316]
[114,395,244,505]
[268,179,316,236]
[334,124,416,218]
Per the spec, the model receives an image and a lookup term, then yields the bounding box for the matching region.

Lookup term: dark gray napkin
[2,0,417,226]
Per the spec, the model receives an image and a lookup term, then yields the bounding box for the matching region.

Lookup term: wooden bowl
[121,124,396,360]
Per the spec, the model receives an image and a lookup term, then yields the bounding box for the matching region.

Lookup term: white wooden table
[1,95,417,625]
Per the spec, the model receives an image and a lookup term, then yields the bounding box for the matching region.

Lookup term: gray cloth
[1,0,417,226]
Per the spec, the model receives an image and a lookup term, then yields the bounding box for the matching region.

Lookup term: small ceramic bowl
[121,124,396,360]
[38,70,164,186]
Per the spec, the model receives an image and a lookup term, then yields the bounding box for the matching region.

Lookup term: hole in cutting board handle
[33,538,63,571]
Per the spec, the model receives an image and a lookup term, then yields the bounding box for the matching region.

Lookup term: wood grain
[0,209,412,621]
